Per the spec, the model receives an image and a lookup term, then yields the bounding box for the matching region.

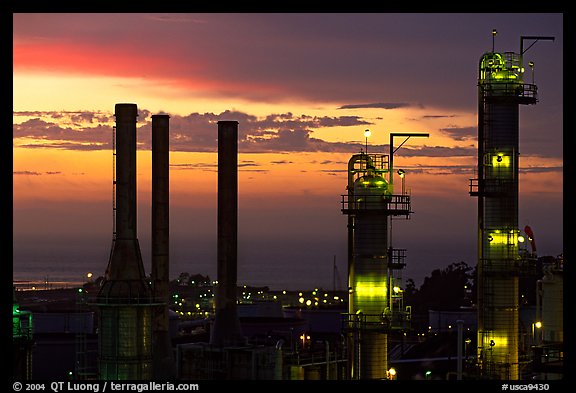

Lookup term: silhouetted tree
[405,261,475,315]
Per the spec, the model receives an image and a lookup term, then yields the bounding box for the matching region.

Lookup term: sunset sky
[11,13,563,290]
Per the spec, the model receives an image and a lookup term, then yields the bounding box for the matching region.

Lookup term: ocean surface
[12,253,347,292]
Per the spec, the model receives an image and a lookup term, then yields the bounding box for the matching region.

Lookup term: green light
[480,52,523,84]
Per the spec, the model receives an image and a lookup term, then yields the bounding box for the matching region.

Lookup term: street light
[492,29,497,52]
[532,321,542,345]
[397,169,406,195]
[364,129,371,155]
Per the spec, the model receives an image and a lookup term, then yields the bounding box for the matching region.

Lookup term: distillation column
[341,153,411,379]
[471,50,537,380]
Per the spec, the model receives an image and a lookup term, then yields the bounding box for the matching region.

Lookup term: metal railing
[342,311,411,332]
[341,194,411,216]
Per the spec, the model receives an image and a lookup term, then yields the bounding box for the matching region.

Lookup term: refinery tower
[341,132,427,379]
[469,33,553,380]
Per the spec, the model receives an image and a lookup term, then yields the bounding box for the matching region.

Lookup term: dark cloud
[422,114,457,119]
[13,170,62,176]
[13,171,42,176]
[170,163,216,170]
[438,126,477,141]
[13,118,112,149]
[338,103,411,110]
[11,109,558,163]
[519,166,563,174]
[13,110,371,154]
[238,161,261,167]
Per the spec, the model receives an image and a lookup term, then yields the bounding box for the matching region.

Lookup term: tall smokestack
[151,114,175,378]
[210,120,245,347]
[104,103,147,282]
[96,103,153,380]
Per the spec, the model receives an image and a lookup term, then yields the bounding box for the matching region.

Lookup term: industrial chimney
[96,103,154,380]
[209,120,245,347]
[151,114,176,378]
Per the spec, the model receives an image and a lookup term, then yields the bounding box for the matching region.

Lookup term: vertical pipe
[102,103,148,281]
[115,104,138,243]
[210,120,244,346]
[152,114,170,313]
[151,114,175,378]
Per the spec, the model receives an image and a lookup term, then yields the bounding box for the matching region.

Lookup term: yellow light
[492,154,511,167]
[306,299,312,306]
[364,129,371,138]
[535,321,542,329]
[488,230,518,245]
[298,297,305,304]
[355,282,387,298]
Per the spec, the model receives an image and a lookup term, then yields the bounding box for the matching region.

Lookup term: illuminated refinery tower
[341,131,427,379]
[95,103,155,380]
[469,33,553,380]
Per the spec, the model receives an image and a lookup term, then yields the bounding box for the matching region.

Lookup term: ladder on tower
[112,125,117,240]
